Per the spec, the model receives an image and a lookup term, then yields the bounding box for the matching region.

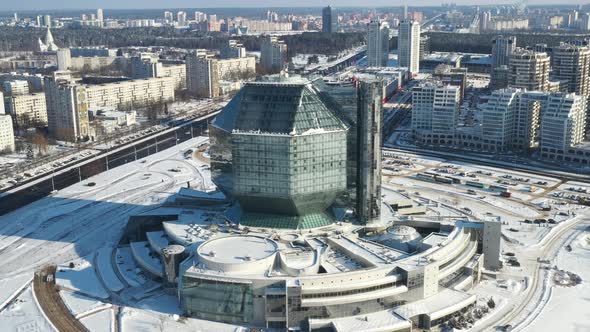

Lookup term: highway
[0,110,219,215]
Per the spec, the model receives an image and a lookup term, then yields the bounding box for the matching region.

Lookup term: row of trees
[0,27,366,60]
[425,31,590,54]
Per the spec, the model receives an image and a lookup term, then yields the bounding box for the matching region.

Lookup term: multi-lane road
[0,110,219,215]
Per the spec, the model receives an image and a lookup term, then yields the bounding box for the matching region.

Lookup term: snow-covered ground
[80,308,114,332]
[60,291,110,318]
[0,286,55,332]
[523,231,590,332]
[0,136,208,303]
[56,255,109,299]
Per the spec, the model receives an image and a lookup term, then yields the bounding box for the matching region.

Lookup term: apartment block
[411,83,460,145]
[508,49,550,91]
[6,92,48,127]
[0,114,15,152]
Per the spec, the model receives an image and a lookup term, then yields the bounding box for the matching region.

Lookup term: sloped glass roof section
[215,82,346,135]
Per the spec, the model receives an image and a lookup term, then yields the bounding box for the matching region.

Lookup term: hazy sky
[0,0,583,11]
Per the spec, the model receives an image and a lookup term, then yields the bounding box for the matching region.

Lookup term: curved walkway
[33,265,89,332]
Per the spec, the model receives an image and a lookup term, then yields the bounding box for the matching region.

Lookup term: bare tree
[31,132,49,155]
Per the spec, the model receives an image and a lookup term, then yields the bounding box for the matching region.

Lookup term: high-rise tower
[322,6,337,33]
[398,20,420,74]
[355,78,383,224]
[367,21,390,67]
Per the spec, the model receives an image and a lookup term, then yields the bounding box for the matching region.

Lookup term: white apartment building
[0,114,15,152]
[131,53,186,90]
[217,57,256,80]
[260,36,287,72]
[509,49,550,91]
[551,42,590,96]
[177,11,187,27]
[398,20,420,74]
[489,18,529,31]
[482,89,518,151]
[85,77,175,109]
[367,21,390,68]
[57,48,72,70]
[186,53,255,98]
[164,11,174,24]
[162,64,187,90]
[540,93,587,154]
[411,83,460,145]
[69,56,127,72]
[6,92,48,127]
[581,13,590,31]
[2,80,29,95]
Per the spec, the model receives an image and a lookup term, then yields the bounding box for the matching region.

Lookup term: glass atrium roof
[211,82,347,135]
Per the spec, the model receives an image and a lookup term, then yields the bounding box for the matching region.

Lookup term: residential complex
[413,86,590,165]
[490,36,516,89]
[186,54,219,98]
[44,73,91,142]
[540,93,588,160]
[84,76,175,109]
[481,89,542,152]
[220,40,246,59]
[131,53,187,90]
[492,36,516,68]
[45,71,174,141]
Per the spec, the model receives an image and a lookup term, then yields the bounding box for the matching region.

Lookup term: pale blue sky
[0,0,582,11]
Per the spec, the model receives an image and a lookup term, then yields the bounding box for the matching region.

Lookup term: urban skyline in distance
[0,1,587,11]
[0,2,588,332]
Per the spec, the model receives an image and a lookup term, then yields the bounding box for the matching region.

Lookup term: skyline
[0,0,584,12]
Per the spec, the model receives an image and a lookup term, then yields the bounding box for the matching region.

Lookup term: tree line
[0,27,365,60]
[424,31,590,54]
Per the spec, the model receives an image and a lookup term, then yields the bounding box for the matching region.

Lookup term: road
[0,100,222,192]
[473,216,589,331]
[383,146,590,184]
